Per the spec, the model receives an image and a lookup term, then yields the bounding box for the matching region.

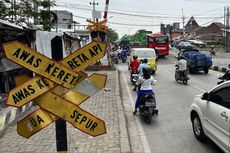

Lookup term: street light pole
[89,0,98,21]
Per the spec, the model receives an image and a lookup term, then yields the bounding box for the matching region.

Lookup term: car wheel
[192,115,206,141]
[204,67,209,74]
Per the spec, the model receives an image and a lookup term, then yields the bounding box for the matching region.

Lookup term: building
[195,22,224,42]
[185,16,200,37]
[52,10,73,30]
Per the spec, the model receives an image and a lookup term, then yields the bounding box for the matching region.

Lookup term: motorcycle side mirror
[201,92,209,100]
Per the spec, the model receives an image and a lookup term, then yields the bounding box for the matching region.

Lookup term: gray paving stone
[0,70,131,153]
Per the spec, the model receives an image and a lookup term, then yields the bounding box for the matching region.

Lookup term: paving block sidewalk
[0,70,131,153]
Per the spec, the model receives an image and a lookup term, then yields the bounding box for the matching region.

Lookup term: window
[210,87,230,108]
[155,36,168,44]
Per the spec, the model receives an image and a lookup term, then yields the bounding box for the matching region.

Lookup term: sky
[54,0,230,38]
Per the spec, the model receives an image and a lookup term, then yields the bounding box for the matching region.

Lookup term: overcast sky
[54,0,229,38]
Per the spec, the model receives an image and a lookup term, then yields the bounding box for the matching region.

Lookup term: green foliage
[120,29,152,46]
[0,1,7,19]
[107,28,118,42]
[0,0,56,31]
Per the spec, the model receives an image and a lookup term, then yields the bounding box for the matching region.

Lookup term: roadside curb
[115,70,131,153]
[210,65,228,73]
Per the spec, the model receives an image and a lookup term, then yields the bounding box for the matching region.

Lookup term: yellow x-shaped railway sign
[87,19,107,33]
[2,41,107,137]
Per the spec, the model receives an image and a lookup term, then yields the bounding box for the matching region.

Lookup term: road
[118,54,225,153]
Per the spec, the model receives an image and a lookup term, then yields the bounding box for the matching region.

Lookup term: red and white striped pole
[103,0,109,20]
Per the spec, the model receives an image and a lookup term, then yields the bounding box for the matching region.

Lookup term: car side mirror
[201,92,209,100]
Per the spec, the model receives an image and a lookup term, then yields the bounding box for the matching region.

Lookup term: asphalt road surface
[118,55,225,153]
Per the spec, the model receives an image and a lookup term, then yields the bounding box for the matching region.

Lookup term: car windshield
[135,50,156,58]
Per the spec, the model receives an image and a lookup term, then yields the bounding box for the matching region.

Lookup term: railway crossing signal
[2,40,107,138]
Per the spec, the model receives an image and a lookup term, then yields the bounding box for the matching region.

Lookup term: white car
[190,81,230,153]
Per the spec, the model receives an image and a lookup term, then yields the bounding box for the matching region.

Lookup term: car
[128,48,157,74]
[177,41,194,50]
[188,40,206,48]
[190,81,230,153]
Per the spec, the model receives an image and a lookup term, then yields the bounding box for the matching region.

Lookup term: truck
[177,49,212,74]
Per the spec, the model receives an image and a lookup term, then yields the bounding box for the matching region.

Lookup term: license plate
[132,74,138,76]
[145,102,155,106]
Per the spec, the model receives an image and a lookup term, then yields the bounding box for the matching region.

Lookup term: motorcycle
[175,66,190,85]
[217,77,226,85]
[111,54,119,64]
[130,70,139,84]
[139,93,158,124]
[217,70,230,84]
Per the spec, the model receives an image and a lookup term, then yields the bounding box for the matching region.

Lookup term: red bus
[146,32,169,57]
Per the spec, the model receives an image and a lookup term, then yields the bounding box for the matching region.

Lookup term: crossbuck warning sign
[2,40,107,138]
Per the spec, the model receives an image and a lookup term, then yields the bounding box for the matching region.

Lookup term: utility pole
[224,6,230,52]
[182,8,185,39]
[33,0,38,25]
[226,6,230,52]
[89,0,98,20]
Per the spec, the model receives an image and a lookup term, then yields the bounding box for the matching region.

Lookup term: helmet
[142,67,151,75]
[133,55,138,60]
[143,58,148,63]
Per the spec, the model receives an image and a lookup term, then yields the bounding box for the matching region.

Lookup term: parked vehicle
[128,48,157,74]
[177,49,212,74]
[175,65,189,84]
[139,93,158,124]
[146,33,169,57]
[190,81,230,153]
[188,40,206,48]
[177,41,194,50]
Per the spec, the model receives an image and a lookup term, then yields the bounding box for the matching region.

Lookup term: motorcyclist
[121,48,127,63]
[129,55,140,73]
[210,45,216,55]
[133,67,156,115]
[138,58,150,76]
[175,56,188,79]
[133,58,150,91]
[218,69,230,81]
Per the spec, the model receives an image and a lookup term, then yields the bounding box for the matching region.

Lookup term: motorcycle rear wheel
[145,111,152,124]
[183,80,188,85]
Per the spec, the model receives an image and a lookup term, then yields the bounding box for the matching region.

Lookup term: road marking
[122,72,151,153]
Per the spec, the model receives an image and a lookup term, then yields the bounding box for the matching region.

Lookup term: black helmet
[142,67,150,75]
[143,58,148,63]
[133,55,138,60]
[142,67,151,79]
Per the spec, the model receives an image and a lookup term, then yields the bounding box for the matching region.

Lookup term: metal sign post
[51,37,68,153]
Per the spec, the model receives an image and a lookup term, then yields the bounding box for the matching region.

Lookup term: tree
[0,0,56,31]
[107,28,118,42]
[0,1,8,19]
